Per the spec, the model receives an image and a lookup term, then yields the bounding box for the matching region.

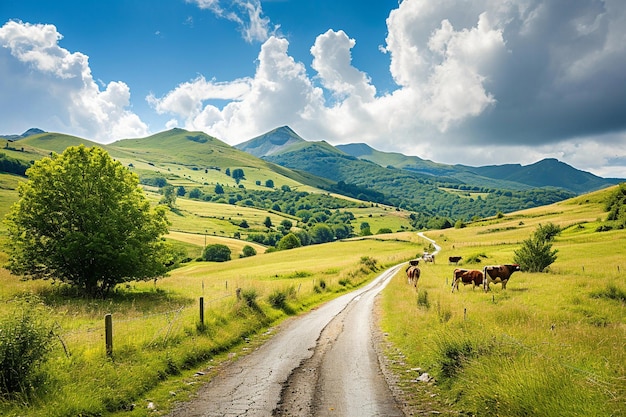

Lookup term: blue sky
[1,0,625,177]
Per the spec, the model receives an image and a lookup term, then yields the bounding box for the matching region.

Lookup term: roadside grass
[379,187,626,416]
[0,236,419,416]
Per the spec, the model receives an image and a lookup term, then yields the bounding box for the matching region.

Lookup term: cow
[448,256,462,265]
[422,253,435,263]
[451,269,483,293]
[406,265,421,288]
[483,264,521,291]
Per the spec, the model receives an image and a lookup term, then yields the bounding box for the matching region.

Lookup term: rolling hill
[237,126,622,194]
[2,126,622,223]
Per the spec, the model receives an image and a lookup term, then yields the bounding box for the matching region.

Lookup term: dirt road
[168,264,405,417]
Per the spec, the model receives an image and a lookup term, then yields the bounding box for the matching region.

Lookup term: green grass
[379,186,626,416]
[0,234,420,416]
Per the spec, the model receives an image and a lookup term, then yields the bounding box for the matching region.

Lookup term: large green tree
[4,145,170,297]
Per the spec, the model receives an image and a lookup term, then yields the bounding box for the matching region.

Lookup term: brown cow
[448,256,462,265]
[451,269,483,292]
[406,265,421,288]
[483,264,521,291]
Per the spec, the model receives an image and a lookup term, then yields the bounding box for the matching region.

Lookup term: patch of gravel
[372,297,459,416]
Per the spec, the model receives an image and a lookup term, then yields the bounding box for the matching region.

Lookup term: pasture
[0,232,420,417]
[380,188,626,416]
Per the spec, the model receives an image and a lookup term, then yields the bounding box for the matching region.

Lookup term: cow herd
[405,254,521,293]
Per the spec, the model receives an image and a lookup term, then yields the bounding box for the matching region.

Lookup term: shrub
[360,256,379,272]
[0,305,53,396]
[241,245,257,258]
[203,244,231,262]
[514,224,559,272]
[268,290,287,309]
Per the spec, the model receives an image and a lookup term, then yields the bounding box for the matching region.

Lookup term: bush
[203,244,231,262]
[0,305,53,396]
[514,224,559,272]
[241,245,257,258]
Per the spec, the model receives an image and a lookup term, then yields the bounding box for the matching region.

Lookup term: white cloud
[310,30,376,102]
[106,0,626,177]
[187,0,276,43]
[0,20,148,141]
[148,36,326,141]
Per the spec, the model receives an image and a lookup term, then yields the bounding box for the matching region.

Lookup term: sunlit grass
[379,187,626,416]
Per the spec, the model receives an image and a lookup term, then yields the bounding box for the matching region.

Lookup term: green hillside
[337,142,621,193]
[264,140,575,221]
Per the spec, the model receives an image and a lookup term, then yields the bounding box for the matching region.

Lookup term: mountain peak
[1,127,46,141]
[235,125,306,157]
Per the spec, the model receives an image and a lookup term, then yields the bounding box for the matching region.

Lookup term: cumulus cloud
[153,0,626,177]
[6,0,624,177]
[0,20,148,141]
[148,36,326,141]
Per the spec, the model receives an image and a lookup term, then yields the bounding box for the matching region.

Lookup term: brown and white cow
[406,265,421,288]
[451,268,483,292]
[483,264,521,291]
[422,253,435,263]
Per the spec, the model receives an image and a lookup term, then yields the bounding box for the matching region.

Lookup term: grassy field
[1,159,624,416]
[0,230,421,416]
[379,187,626,416]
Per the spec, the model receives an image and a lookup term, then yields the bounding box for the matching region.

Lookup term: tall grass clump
[590,283,626,303]
[0,301,54,398]
[268,286,297,313]
[416,290,430,309]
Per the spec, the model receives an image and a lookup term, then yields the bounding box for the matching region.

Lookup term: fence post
[199,297,205,329]
[105,314,113,358]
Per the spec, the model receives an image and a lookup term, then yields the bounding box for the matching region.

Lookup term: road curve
[168,264,405,417]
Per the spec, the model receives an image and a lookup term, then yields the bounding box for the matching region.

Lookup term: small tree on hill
[514,223,559,272]
[203,244,231,262]
[4,145,170,298]
[277,233,301,250]
[241,245,257,258]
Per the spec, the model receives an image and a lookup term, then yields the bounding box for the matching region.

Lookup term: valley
[0,128,624,416]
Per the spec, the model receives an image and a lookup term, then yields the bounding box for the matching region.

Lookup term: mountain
[236,126,306,157]
[458,158,620,194]
[2,125,620,223]
[1,128,46,141]
[336,142,622,194]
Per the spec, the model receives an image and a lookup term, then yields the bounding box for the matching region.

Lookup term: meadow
[380,188,626,416]
[0,228,421,416]
[1,163,624,416]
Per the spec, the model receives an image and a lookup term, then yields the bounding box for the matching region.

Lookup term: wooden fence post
[105,313,113,358]
[199,297,205,329]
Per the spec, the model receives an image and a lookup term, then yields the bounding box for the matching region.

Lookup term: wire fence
[54,291,236,358]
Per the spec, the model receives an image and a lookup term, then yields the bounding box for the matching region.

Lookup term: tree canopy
[203,244,231,262]
[4,145,170,297]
